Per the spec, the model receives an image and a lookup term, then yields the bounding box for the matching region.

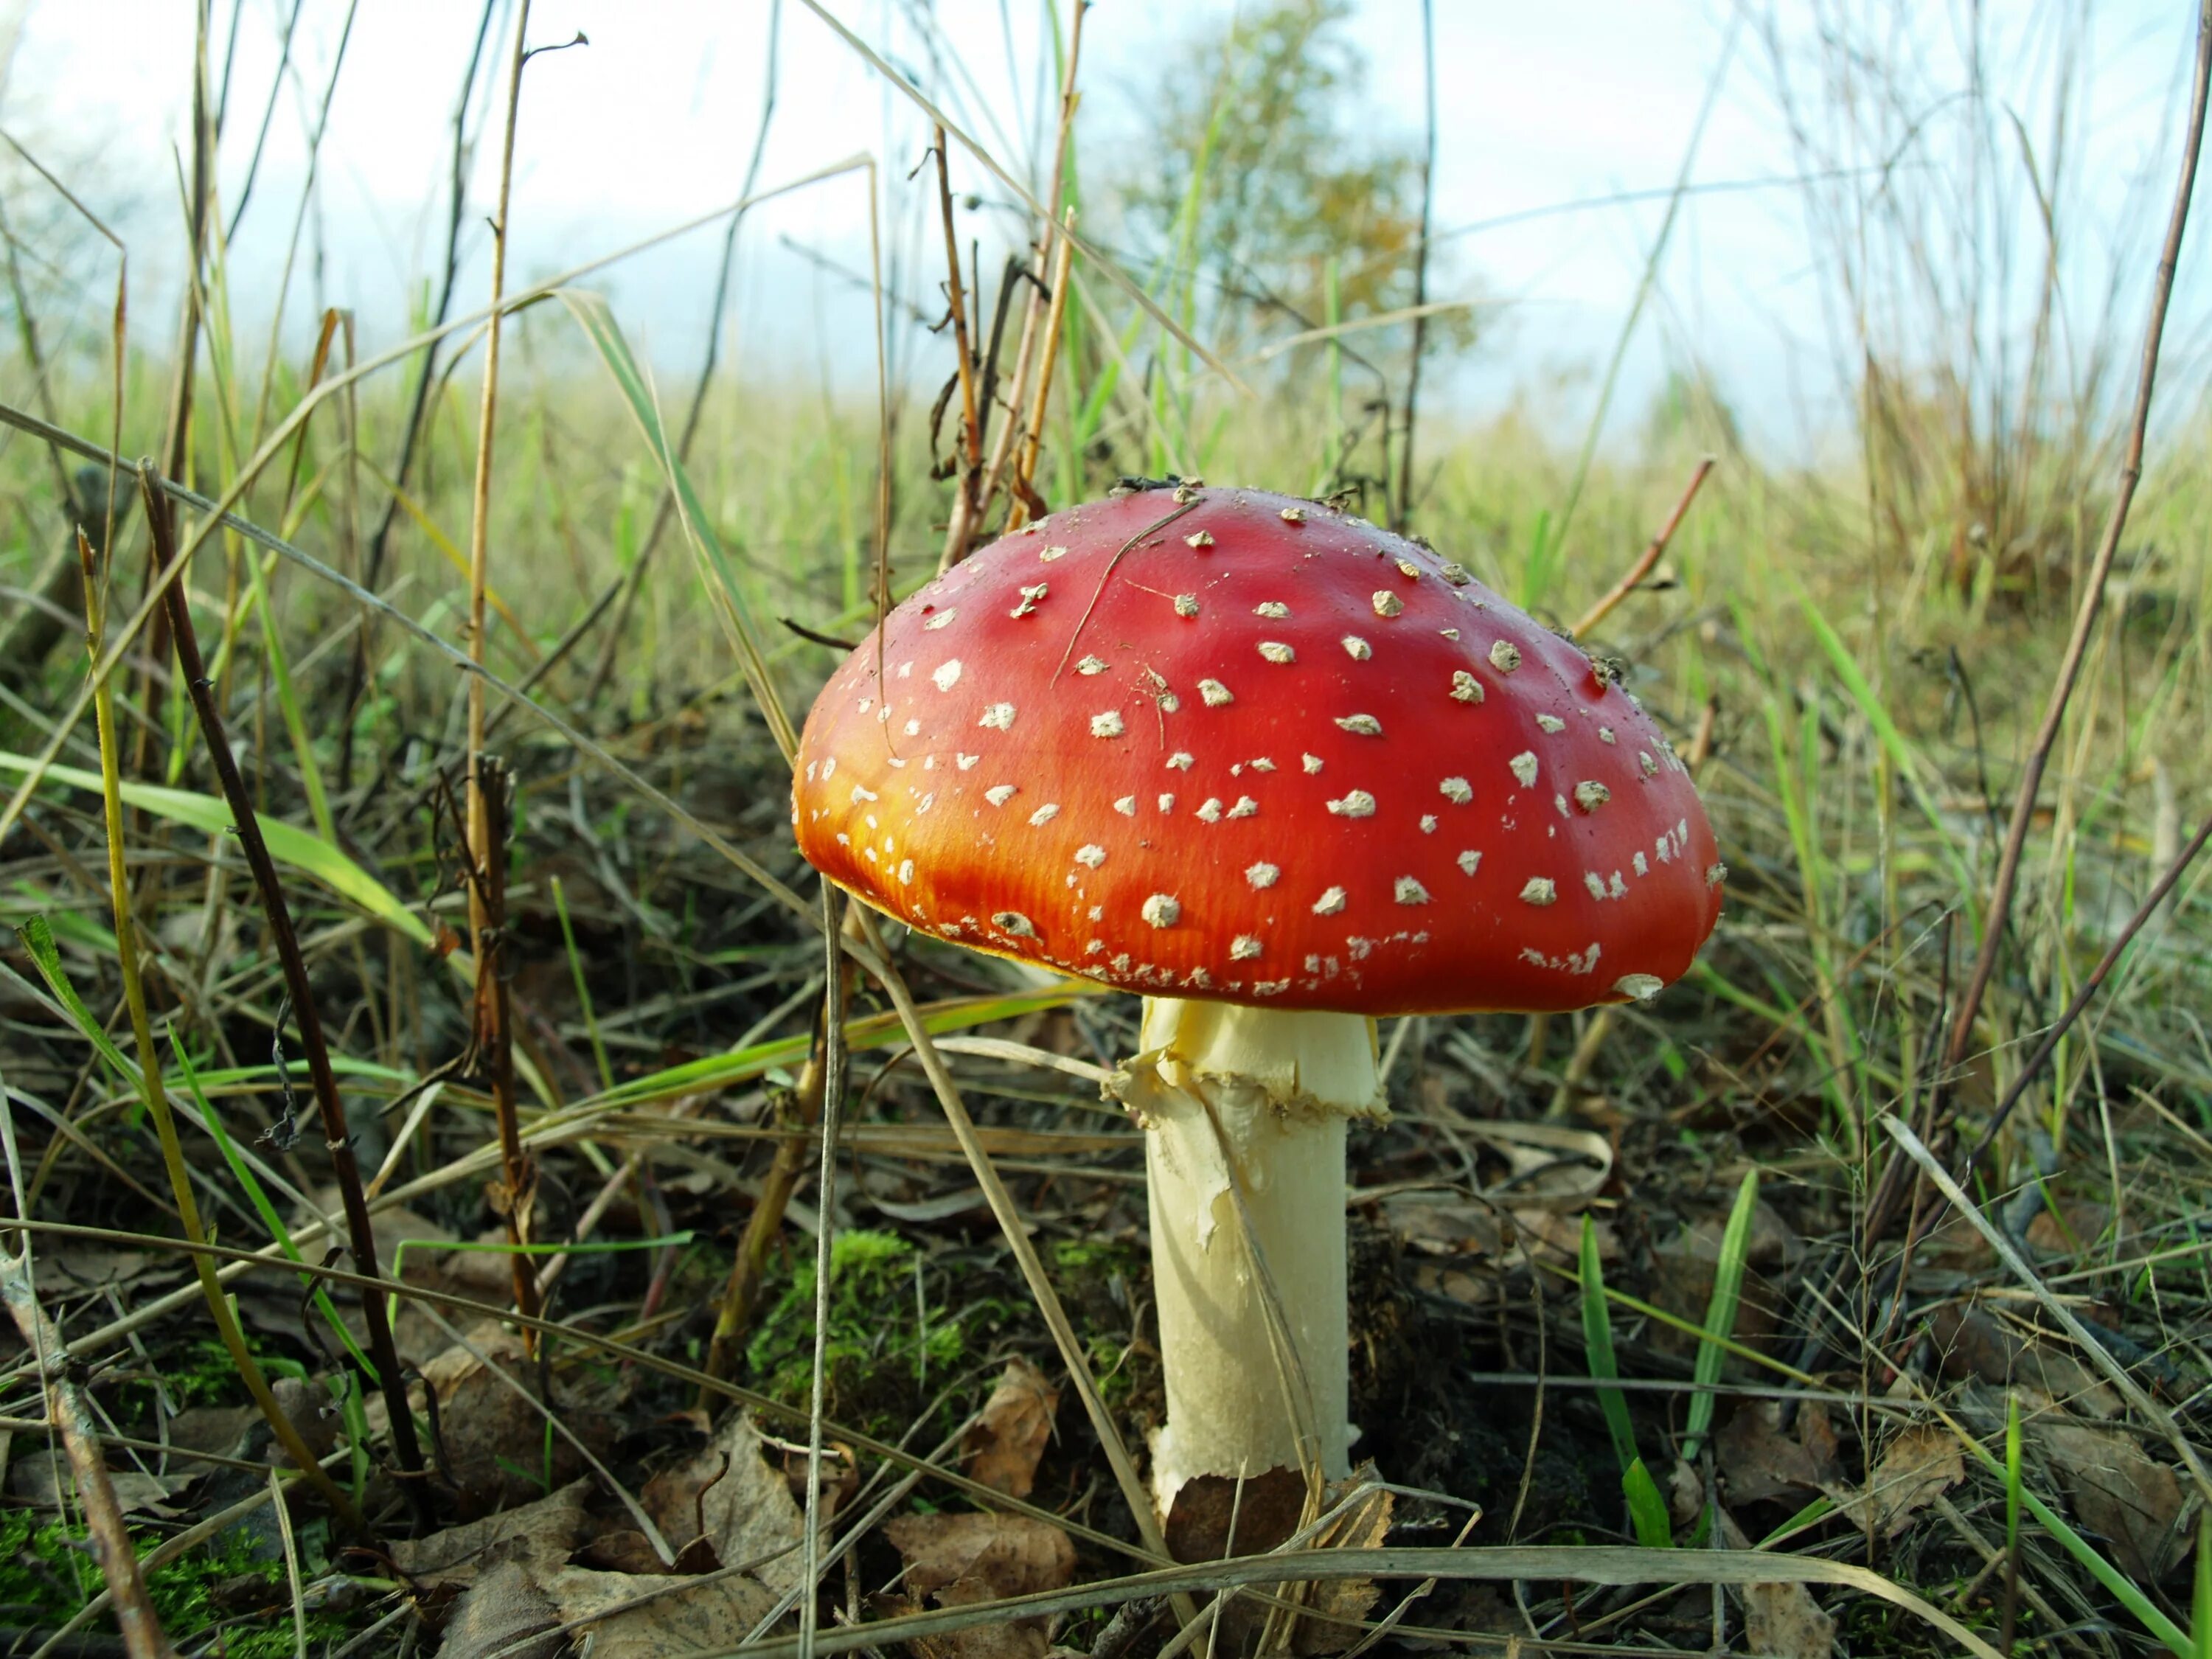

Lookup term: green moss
[745,1230,970,1437]
[0,1510,347,1654]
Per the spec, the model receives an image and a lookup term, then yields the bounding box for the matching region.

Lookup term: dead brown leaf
[884,1511,1077,1602]
[963,1358,1059,1499]
[1927,1304,2122,1419]
[1717,1507,1834,1659]
[2034,1419,2185,1580]
[1828,1426,1963,1538]
[881,1512,1076,1659]
[436,1559,563,1659]
[545,1565,779,1659]
[1291,1477,1395,1657]
[10,1450,189,1517]
[388,1479,593,1592]
[641,1411,812,1596]
[1742,1579,1836,1659]
[415,1325,627,1516]
[1718,1399,1841,1507]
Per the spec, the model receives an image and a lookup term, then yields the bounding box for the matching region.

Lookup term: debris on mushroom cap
[791,486,1724,1015]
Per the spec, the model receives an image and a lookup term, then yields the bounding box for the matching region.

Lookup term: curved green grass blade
[0,753,428,948]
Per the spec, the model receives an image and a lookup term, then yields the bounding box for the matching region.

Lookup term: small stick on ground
[1571,455,1715,641]
[0,1247,178,1659]
[136,466,431,1520]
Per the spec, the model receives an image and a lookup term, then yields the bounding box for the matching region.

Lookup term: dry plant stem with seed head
[136,469,429,1516]
[794,485,1723,1534]
[465,0,541,1336]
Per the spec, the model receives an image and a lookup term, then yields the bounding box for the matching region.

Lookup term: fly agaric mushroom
[791,484,1722,1537]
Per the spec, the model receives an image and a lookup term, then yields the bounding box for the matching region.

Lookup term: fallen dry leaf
[545,1565,779,1659]
[1719,1399,1840,1507]
[963,1358,1059,1499]
[1828,1425,1963,1538]
[1718,1507,1834,1659]
[883,1512,1077,1659]
[1742,1579,1835,1659]
[10,1450,189,1517]
[435,1559,563,1659]
[389,1479,592,1592]
[1291,1476,1395,1657]
[1928,1304,2122,1419]
[642,1411,813,1596]
[414,1324,627,1517]
[2034,1418,2185,1580]
[885,1511,1077,1601]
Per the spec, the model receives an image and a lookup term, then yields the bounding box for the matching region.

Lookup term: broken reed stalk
[700,925,857,1394]
[1927,0,2212,1165]
[131,4,218,790]
[798,884,850,1657]
[0,1247,179,1659]
[135,469,428,1518]
[1011,212,1077,518]
[79,515,361,1529]
[464,0,542,1338]
[1569,455,1716,640]
[935,122,985,499]
[935,9,1086,567]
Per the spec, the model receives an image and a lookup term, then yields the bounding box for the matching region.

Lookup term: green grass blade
[1579,1214,1641,1477]
[1623,1456,1674,1550]
[2193,1512,2209,1659]
[557,287,796,760]
[1682,1169,1759,1461]
[0,754,430,949]
[552,874,614,1093]
[1795,591,1978,908]
[170,1032,373,1376]
[17,916,140,1087]
[1952,1412,2191,1655]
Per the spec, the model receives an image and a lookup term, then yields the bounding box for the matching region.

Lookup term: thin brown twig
[1570,456,1716,640]
[463,0,543,1342]
[1011,209,1078,518]
[136,465,431,1518]
[1931,0,2212,1141]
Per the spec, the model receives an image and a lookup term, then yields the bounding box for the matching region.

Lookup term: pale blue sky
[6,1,2206,461]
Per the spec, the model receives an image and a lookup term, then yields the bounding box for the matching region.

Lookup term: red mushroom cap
[792,485,1723,1015]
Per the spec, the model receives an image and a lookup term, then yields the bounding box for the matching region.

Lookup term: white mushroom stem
[1107,997,1385,1519]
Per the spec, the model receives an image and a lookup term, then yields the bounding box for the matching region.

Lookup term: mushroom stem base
[1110,998,1382,1523]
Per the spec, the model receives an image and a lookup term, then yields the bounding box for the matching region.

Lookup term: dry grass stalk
[0,1246,178,1659]
[462,0,543,1339]
[136,467,429,1514]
